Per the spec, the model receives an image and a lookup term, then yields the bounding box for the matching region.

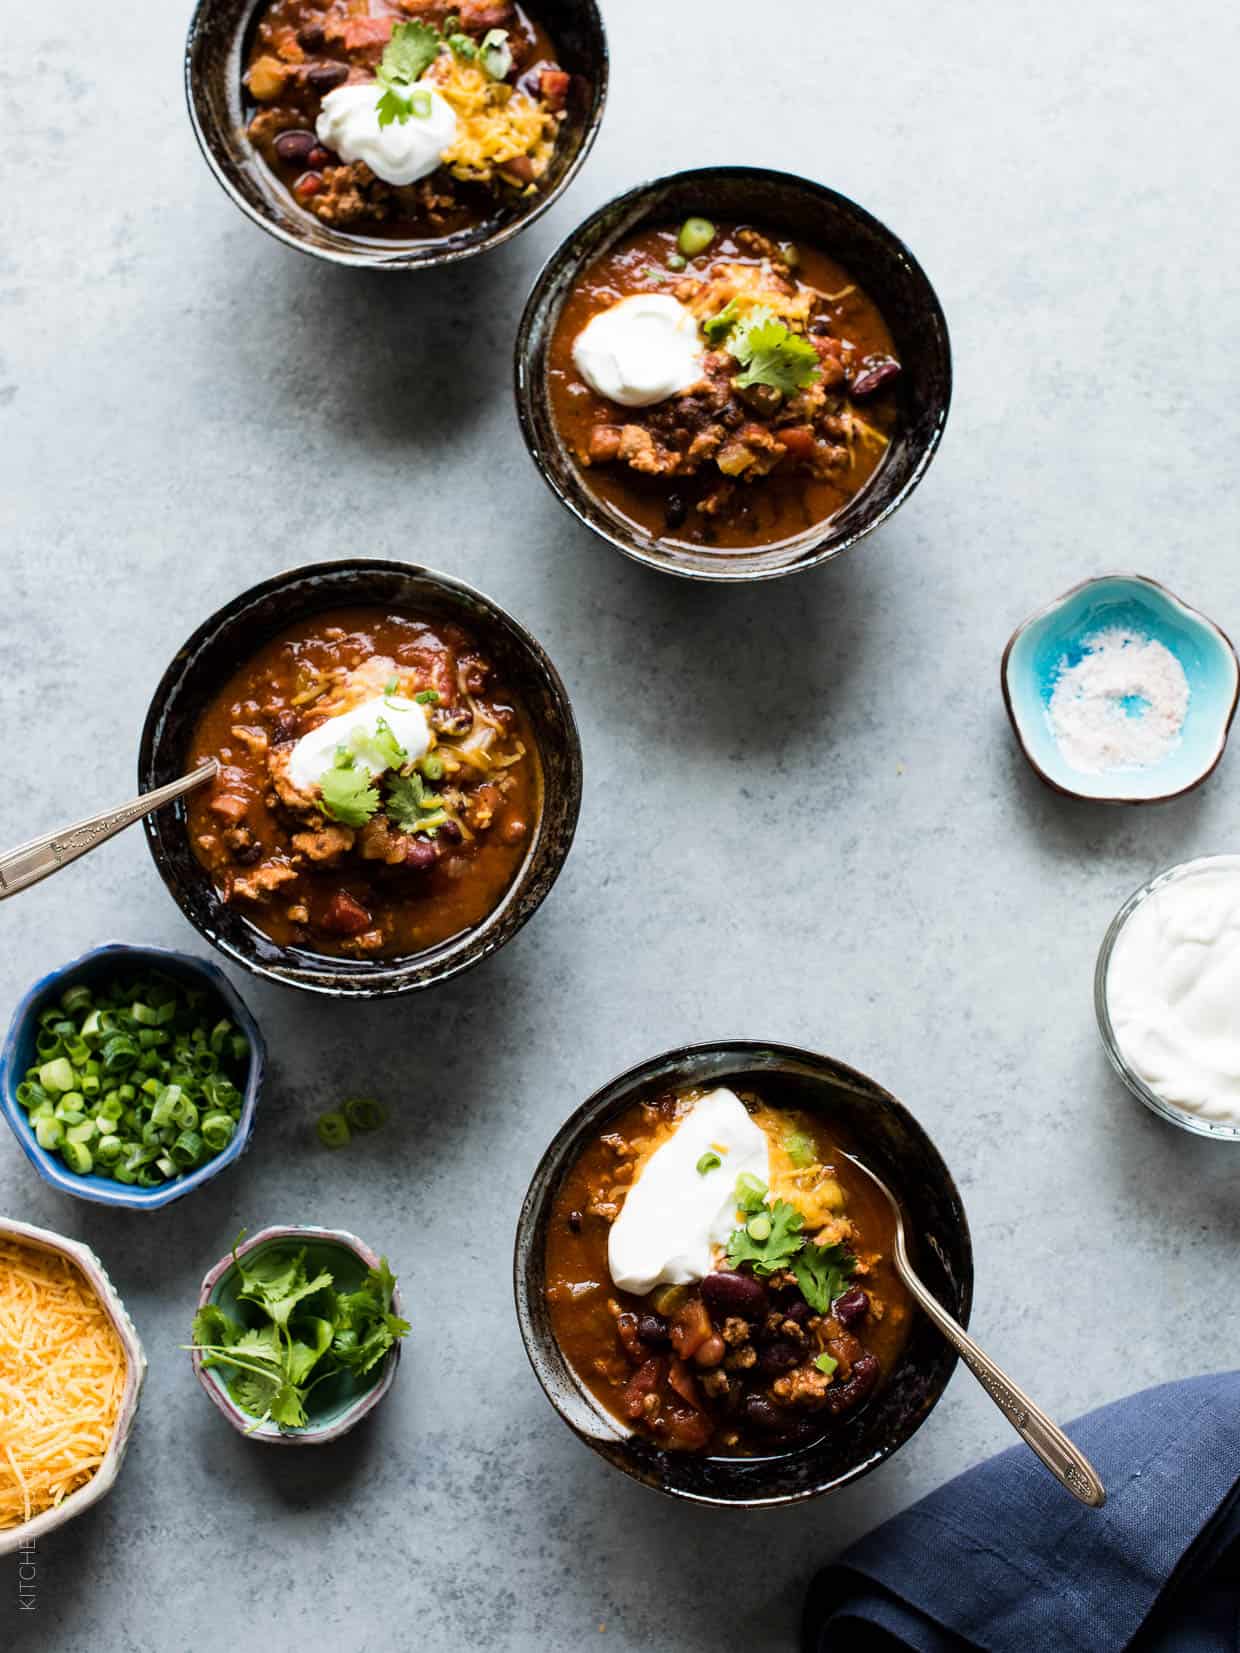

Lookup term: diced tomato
[342,15,394,49]
[667,1356,702,1410]
[539,68,571,111]
[320,891,372,936]
[621,1357,666,1420]
[293,172,323,201]
[669,1297,712,1360]
[663,1400,712,1451]
[778,425,817,462]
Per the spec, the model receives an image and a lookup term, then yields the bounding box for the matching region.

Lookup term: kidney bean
[823,1352,880,1416]
[306,61,349,93]
[292,172,323,202]
[694,1334,726,1369]
[833,1287,869,1328]
[850,360,901,399]
[635,1313,667,1346]
[320,890,371,935]
[439,819,463,844]
[757,1340,800,1377]
[701,1270,768,1321]
[781,1298,810,1325]
[741,1393,811,1444]
[298,22,326,49]
[405,839,438,870]
[273,129,318,166]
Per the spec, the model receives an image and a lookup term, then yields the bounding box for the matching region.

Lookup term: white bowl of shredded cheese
[0,1219,145,1553]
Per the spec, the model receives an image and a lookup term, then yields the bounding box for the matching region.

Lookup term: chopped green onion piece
[734,1172,768,1213]
[409,88,432,118]
[343,1098,386,1134]
[677,216,715,257]
[478,27,512,78]
[746,1213,772,1242]
[667,251,687,271]
[783,1131,816,1168]
[62,1141,93,1175]
[814,1352,838,1376]
[38,1057,75,1094]
[415,689,440,704]
[418,752,445,781]
[35,1117,65,1151]
[696,1151,722,1175]
[385,676,400,693]
[316,1111,351,1150]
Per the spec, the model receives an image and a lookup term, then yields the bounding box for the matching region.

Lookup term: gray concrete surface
[4,0,1240,1646]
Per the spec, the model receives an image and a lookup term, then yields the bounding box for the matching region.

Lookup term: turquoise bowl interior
[192,1226,402,1445]
[1002,575,1239,802]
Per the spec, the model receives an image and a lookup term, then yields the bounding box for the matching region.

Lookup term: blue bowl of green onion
[0,943,265,1210]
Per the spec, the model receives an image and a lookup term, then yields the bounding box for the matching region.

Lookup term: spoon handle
[0,762,219,900]
[893,1230,1106,1507]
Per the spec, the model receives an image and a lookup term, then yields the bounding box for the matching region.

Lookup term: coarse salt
[1047,628,1189,774]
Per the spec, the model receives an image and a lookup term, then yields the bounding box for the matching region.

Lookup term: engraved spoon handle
[891,1222,1106,1507]
[0,761,218,900]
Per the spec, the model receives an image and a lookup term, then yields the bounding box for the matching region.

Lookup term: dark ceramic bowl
[514,1040,972,1507]
[0,942,265,1211]
[185,0,608,269]
[139,559,581,997]
[514,167,952,581]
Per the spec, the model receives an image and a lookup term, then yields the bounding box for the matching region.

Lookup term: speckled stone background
[3,0,1239,1647]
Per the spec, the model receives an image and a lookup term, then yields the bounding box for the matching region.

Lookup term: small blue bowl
[0,943,265,1210]
[1002,574,1240,803]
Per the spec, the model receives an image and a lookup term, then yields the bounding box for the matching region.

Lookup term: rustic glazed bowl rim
[513,1037,973,1508]
[0,941,266,1210]
[1001,572,1240,805]
[138,558,582,998]
[513,164,953,583]
[1095,856,1240,1141]
[0,1217,147,1554]
[191,1224,403,1444]
[183,0,609,270]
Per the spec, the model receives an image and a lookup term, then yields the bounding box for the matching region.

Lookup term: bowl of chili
[185,0,608,269]
[514,1040,972,1507]
[139,560,581,996]
[515,167,952,581]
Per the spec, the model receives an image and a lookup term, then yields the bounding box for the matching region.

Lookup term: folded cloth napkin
[803,1370,1240,1653]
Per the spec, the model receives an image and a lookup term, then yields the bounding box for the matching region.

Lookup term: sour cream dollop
[607,1088,770,1295]
[572,294,705,408]
[314,82,458,187]
[288,694,431,793]
[1106,856,1240,1127]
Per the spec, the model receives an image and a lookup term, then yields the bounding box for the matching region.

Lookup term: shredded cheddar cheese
[0,1240,126,1530]
[429,56,556,182]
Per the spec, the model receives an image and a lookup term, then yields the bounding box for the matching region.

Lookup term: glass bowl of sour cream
[1096,856,1240,1140]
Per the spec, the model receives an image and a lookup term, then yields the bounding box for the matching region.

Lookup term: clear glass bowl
[1095,856,1240,1141]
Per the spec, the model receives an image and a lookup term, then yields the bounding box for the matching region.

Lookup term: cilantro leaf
[191,1304,236,1348]
[386,770,439,833]
[792,1241,856,1314]
[320,758,380,827]
[349,715,406,774]
[702,300,740,345]
[724,1197,805,1275]
[730,307,821,395]
[376,86,413,129]
[379,20,441,87]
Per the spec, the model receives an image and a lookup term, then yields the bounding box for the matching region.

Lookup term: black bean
[298,23,326,49]
[781,1299,810,1325]
[833,1287,869,1328]
[664,492,688,532]
[438,819,463,844]
[274,129,318,167]
[233,842,263,866]
[636,1313,669,1346]
[306,62,349,93]
[567,1209,582,1233]
[701,1270,768,1321]
[757,1340,800,1376]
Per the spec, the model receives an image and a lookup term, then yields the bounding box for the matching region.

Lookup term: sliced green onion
[96,1135,124,1165]
[62,1141,93,1176]
[735,1172,768,1208]
[677,216,715,257]
[746,1213,772,1242]
[343,1098,386,1134]
[696,1151,722,1175]
[478,27,512,79]
[409,89,432,118]
[815,1352,838,1376]
[415,689,440,704]
[783,1131,816,1168]
[201,1112,236,1152]
[316,1111,351,1150]
[418,752,445,782]
[38,1057,75,1094]
[666,252,687,271]
[35,1117,66,1151]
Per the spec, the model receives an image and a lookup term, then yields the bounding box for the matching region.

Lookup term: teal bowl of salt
[1002,574,1240,802]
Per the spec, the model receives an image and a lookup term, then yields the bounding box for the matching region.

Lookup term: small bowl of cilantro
[189,1227,409,1444]
[0,943,264,1210]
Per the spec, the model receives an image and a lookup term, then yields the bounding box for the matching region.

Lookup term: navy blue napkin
[803,1370,1240,1653]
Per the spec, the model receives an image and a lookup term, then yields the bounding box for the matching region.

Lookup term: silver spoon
[0,761,219,900]
[842,1149,1107,1508]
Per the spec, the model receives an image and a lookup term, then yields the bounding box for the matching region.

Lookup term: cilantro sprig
[320,752,380,828]
[187,1239,410,1433]
[702,302,822,397]
[375,20,442,127]
[722,1174,857,1310]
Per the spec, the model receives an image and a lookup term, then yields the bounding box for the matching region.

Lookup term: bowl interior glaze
[514,1041,972,1506]
[515,167,952,581]
[192,1225,402,1444]
[1003,574,1240,803]
[139,560,581,996]
[185,0,608,268]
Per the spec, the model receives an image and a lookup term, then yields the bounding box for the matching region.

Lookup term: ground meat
[720,1316,750,1347]
[267,745,318,811]
[231,861,298,903]
[716,423,787,479]
[617,425,677,476]
[735,226,783,262]
[312,162,388,228]
[772,1364,833,1407]
[586,425,622,464]
[291,823,356,864]
[358,816,413,865]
